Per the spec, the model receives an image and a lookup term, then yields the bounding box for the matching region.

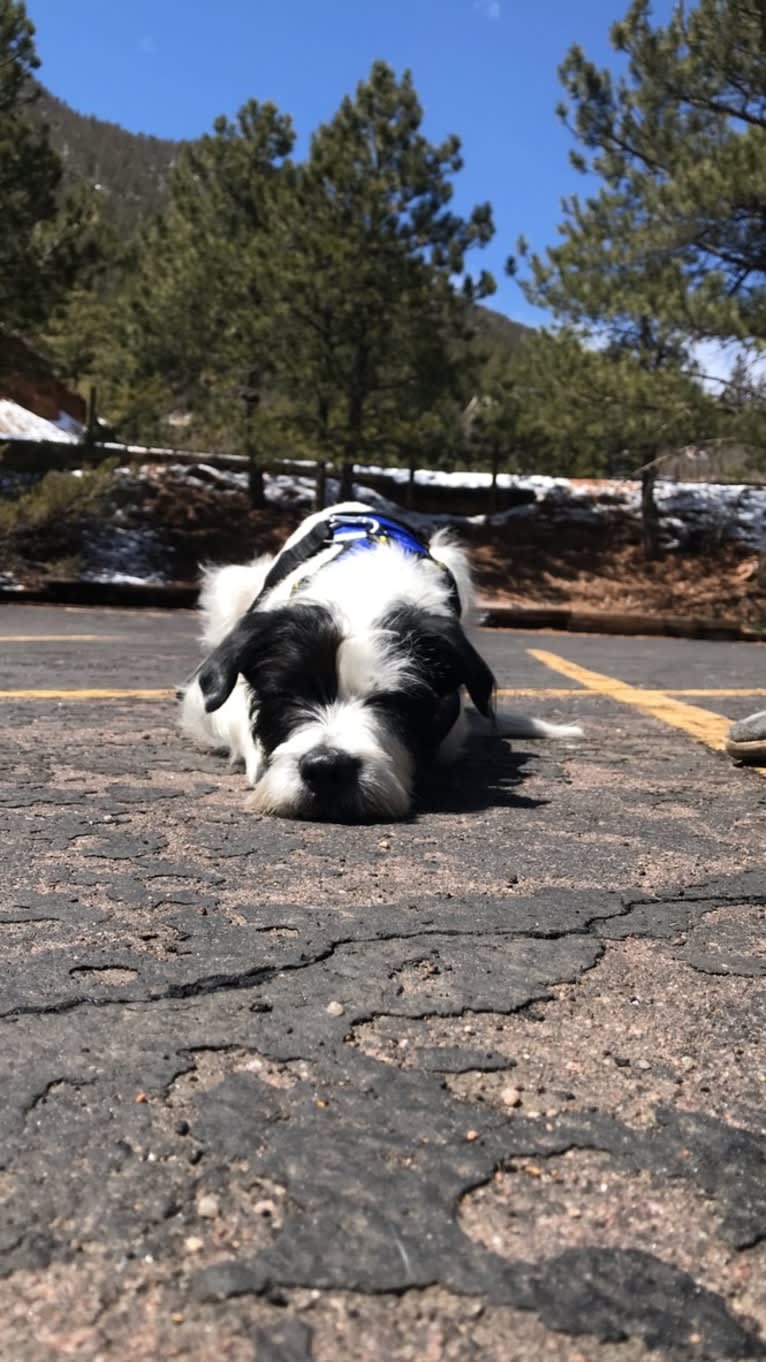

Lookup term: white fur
[247,701,413,818]
[179,503,582,819]
[197,556,272,649]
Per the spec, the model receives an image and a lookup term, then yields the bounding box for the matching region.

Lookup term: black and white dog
[179,502,581,820]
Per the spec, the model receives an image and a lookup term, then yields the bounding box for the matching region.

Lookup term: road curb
[0,580,198,609]
[479,603,766,643]
[1,581,764,641]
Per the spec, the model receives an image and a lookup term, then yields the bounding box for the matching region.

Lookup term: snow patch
[81,526,169,584]
[0,399,79,443]
[16,457,763,586]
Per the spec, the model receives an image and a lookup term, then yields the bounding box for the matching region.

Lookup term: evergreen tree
[0,0,101,336]
[278,62,495,497]
[511,330,717,473]
[0,0,60,331]
[465,351,522,511]
[119,100,295,496]
[114,63,495,501]
[509,0,766,547]
[517,0,766,351]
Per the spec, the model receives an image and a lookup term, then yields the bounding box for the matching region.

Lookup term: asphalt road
[2,604,766,1362]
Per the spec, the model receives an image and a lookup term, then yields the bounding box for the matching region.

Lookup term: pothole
[353,939,766,1130]
[186,1167,289,1258]
[69,966,139,986]
[459,1149,766,1332]
[168,1047,314,1106]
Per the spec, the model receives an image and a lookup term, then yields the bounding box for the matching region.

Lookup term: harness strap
[253,520,334,605]
[248,511,462,615]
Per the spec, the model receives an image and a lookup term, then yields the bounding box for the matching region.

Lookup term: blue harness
[325,512,430,560]
[253,509,462,614]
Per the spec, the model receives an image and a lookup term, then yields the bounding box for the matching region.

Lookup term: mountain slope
[470,303,531,351]
[36,87,185,235]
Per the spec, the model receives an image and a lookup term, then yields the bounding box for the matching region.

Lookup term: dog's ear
[197,612,273,714]
[453,626,495,719]
[384,606,496,720]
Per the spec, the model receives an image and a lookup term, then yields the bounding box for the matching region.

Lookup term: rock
[197,1193,220,1219]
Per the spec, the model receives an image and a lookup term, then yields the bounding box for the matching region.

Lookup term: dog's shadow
[418,737,547,815]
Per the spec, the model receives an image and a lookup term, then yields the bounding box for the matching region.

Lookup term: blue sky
[28,0,673,326]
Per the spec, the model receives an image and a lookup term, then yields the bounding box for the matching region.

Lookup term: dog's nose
[299,748,361,792]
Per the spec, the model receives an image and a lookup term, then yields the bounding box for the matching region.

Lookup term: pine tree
[465,351,523,512]
[510,328,722,553]
[279,62,495,498]
[518,0,766,351]
[0,0,60,332]
[509,0,766,549]
[0,0,101,337]
[116,63,495,503]
[121,100,295,498]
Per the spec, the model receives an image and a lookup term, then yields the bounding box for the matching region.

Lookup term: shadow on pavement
[420,740,547,815]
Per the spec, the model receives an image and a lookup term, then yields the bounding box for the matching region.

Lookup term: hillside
[469,303,531,352]
[35,86,185,235]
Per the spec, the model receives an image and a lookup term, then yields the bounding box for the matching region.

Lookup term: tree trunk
[406,457,416,512]
[339,461,355,500]
[243,392,266,510]
[314,398,330,511]
[341,391,363,502]
[489,447,499,516]
[314,460,327,512]
[85,385,98,444]
[640,463,661,560]
[248,456,265,508]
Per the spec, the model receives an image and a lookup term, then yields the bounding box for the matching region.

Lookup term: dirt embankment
[463,519,766,629]
[4,466,766,631]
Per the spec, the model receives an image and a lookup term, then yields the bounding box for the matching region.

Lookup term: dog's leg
[179,677,265,781]
[436,706,471,763]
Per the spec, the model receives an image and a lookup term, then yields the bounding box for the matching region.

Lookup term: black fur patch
[245,605,342,756]
[197,598,495,780]
[374,605,495,718]
[198,603,342,740]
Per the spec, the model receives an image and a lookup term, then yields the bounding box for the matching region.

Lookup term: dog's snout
[299,747,361,792]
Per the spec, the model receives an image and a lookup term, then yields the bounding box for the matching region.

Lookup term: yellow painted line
[497,686,766,699]
[496,687,581,698]
[0,634,119,643]
[3,683,764,706]
[0,689,174,701]
[665,688,766,698]
[528,649,734,755]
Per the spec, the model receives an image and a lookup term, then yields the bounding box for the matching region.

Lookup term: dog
[179,502,582,821]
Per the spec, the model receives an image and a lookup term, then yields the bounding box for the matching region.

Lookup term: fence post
[640,461,661,560]
[85,386,98,449]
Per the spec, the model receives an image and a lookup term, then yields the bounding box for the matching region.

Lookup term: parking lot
[1,604,765,1361]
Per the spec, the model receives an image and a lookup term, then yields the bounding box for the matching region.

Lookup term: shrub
[0,458,118,575]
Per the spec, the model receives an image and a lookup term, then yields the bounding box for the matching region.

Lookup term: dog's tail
[494,711,583,740]
[461,706,583,739]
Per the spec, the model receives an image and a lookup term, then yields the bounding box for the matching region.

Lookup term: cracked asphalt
[2,604,766,1362]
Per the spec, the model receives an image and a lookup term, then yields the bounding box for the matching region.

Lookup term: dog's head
[197,601,495,821]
